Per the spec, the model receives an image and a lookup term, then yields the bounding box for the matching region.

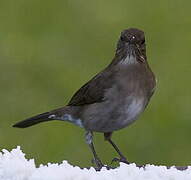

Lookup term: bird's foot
[94,165,112,171]
[92,158,112,171]
[91,158,104,170]
[111,156,130,164]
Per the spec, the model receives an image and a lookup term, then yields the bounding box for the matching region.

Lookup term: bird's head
[115,28,146,64]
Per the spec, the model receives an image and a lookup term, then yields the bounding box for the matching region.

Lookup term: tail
[12,106,72,128]
[13,111,54,128]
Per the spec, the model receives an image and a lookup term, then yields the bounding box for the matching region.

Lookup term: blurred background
[0,0,191,168]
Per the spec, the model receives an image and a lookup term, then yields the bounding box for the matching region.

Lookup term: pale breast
[119,96,146,126]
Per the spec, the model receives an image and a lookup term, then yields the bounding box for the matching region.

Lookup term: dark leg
[85,131,104,170]
[104,132,130,164]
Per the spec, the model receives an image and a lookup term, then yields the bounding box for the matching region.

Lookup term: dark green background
[0,0,191,167]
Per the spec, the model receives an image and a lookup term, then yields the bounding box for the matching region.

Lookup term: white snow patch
[0,146,191,180]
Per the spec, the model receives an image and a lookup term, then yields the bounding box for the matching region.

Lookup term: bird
[13,28,156,170]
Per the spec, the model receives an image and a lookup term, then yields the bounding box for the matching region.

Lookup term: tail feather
[13,111,53,128]
[12,106,80,128]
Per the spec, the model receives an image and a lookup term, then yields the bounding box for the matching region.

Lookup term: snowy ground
[0,147,191,180]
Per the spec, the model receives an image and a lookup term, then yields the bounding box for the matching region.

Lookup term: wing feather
[68,68,115,106]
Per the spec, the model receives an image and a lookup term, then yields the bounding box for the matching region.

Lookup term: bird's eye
[141,39,145,44]
[120,36,125,41]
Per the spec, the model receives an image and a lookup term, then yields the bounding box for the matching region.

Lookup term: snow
[0,147,191,180]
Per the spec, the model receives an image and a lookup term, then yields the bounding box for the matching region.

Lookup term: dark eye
[141,39,145,44]
[120,36,125,41]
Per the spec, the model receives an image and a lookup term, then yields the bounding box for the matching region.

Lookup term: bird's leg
[85,131,104,170]
[104,132,130,164]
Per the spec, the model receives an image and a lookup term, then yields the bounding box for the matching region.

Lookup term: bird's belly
[81,96,146,132]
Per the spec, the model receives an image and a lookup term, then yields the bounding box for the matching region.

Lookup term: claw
[111,157,120,164]
[95,165,112,171]
[120,157,130,164]
[111,157,130,164]
[91,158,104,170]
[91,158,113,171]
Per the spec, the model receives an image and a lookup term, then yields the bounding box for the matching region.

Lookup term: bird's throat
[120,55,137,65]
